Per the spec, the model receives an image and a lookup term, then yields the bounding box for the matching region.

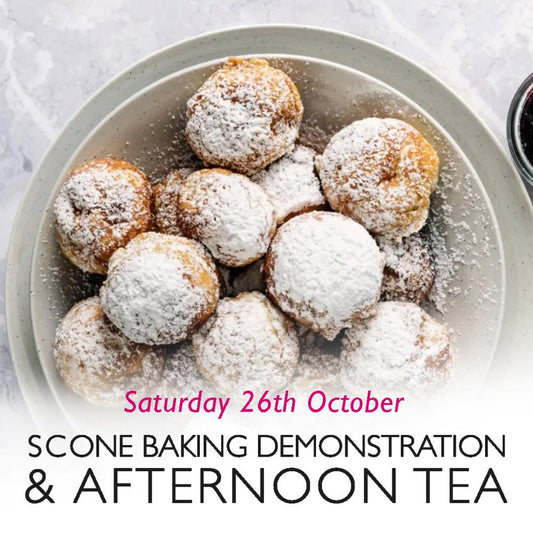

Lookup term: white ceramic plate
[31,54,503,427]
[7,26,533,429]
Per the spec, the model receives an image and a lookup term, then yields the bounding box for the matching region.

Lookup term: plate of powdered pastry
[27,53,507,427]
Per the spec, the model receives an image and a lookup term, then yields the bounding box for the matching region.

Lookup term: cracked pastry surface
[185,57,303,175]
[54,158,152,274]
[318,118,439,238]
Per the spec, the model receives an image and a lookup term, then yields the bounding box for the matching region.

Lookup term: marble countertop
[1,0,532,424]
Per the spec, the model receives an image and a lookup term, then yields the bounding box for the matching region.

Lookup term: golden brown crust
[418,314,452,374]
[152,168,194,235]
[185,58,303,175]
[176,168,276,267]
[378,232,434,304]
[100,232,220,345]
[54,296,164,406]
[54,158,153,274]
[319,118,439,238]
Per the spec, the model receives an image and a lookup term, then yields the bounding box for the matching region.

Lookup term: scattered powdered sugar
[54,296,163,406]
[161,341,215,397]
[53,158,152,274]
[178,169,276,267]
[185,58,303,175]
[340,301,452,396]
[424,162,501,319]
[153,167,194,235]
[265,212,384,340]
[377,233,434,304]
[251,144,325,225]
[193,292,299,395]
[100,232,219,345]
[318,117,439,238]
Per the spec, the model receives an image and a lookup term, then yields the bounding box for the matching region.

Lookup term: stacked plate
[7,26,533,428]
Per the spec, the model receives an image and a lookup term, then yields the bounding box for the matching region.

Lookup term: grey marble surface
[1,0,532,425]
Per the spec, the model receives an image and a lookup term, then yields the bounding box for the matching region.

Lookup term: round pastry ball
[100,232,220,345]
[264,212,384,340]
[340,301,452,395]
[161,341,215,397]
[251,144,325,225]
[177,169,276,267]
[318,118,439,238]
[54,296,163,406]
[152,168,194,235]
[193,292,299,394]
[54,158,152,274]
[377,233,434,304]
[185,57,303,175]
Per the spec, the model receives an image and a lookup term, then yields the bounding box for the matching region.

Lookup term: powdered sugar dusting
[100,232,219,345]
[53,158,152,274]
[178,169,276,267]
[186,58,303,175]
[54,296,163,406]
[378,233,434,304]
[425,161,500,321]
[318,118,439,238]
[265,212,384,340]
[38,57,505,414]
[193,292,299,394]
[251,144,325,225]
[341,301,452,395]
[153,167,194,235]
[162,341,215,397]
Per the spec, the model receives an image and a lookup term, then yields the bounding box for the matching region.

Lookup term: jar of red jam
[507,73,533,186]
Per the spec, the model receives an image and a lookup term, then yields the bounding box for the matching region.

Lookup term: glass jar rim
[507,72,533,187]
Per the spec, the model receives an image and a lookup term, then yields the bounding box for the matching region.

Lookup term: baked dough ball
[177,169,276,267]
[193,292,299,394]
[152,168,194,235]
[340,301,452,395]
[377,233,434,304]
[185,57,303,175]
[251,144,325,225]
[264,212,384,340]
[162,341,214,397]
[54,158,152,274]
[100,232,219,345]
[54,296,163,406]
[318,118,439,238]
